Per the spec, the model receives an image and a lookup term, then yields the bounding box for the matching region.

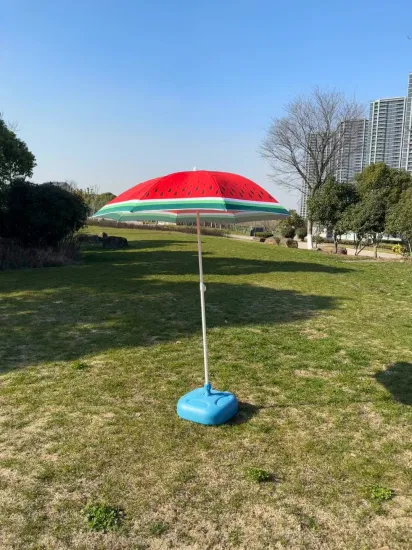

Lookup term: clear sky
[2,0,412,209]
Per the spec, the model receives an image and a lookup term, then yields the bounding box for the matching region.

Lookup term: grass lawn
[1,228,412,549]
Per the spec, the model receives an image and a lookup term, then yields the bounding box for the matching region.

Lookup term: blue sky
[2,0,412,209]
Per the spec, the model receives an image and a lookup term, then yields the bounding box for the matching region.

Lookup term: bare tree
[260,88,364,248]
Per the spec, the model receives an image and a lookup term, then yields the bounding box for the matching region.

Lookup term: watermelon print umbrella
[92,170,289,425]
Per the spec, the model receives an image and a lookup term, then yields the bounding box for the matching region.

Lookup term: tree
[296,226,307,241]
[0,180,89,247]
[74,186,116,215]
[0,115,36,187]
[260,89,364,249]
[278,209,305,239]
[308,177,357,253]
[288,209,306,230]
[356,163,412,205]
[345,164,412,258]
[279,221,295,239]
[43,182,116,214]
[340,192,387,258]
[87,190,117,214]
[43,180,78,192]
[386,187,412,256]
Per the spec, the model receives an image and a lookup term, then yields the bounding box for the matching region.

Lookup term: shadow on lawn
[83,247,352,276]
[0,246,343,372]
[375,363,412,405]
[228,402,260,425]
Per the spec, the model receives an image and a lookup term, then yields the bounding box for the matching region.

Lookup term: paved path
[227,234,399,260]
[296,241,397,259]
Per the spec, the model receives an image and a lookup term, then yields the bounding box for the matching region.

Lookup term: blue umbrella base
[177,384,238,425]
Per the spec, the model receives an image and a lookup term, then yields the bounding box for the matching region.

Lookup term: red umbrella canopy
[92,170,289,223]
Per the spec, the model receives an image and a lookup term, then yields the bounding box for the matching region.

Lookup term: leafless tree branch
[260,88,365,197]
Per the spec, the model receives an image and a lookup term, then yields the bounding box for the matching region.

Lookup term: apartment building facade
[300,73,412,218]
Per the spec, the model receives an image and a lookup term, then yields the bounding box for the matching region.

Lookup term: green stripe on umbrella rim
[92,210,289,223]
[94,198,289,216]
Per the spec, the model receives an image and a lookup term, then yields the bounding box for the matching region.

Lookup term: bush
[392,244,402,255]
[314,235,325,245]
[274,236,281,246]
[0,180,89,247]
[285,238,298,248]
[87,219,226,237]
[279,221,296,239]
[296,226,307,241]
[254,232,273,239]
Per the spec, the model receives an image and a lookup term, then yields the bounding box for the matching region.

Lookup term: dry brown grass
[0,229,412,549]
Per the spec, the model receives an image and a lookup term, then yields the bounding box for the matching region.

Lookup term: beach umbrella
[92,170,289,425]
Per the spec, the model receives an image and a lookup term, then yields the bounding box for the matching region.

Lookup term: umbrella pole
[196,212,210,392]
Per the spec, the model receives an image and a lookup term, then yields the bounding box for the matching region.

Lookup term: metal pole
[196,212,210,390]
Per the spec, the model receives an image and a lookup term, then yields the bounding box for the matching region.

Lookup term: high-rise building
[367,73,412,170]
[299,119,368,217]
[401,73,412,172]
[300,73,412,218]
[367,97,407,168]
[336,119,369,183]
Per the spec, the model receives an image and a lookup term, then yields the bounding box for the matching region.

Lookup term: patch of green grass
[298,513,318,531]
[245,467,271,483]
[0,228,412,549]
[149,521,169,536]
[83,503,125,532]
[367,484,394,503]
[228,527,243,546]
[71,360,89,370]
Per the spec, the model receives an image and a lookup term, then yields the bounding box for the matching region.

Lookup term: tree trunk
[374,243,378,259]
[306,218,313,249]
[334,234,338,254]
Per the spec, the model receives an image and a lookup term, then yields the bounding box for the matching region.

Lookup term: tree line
[0,114,114,251]
[260,88,412,257]
[308,164,412,257]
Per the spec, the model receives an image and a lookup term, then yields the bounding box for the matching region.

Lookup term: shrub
[83,503,125,532]
[296,226,307,241]
[254,232,273,239]
[285,238,298,248]
[314,235,325,245]
[0,180,89,248]
[279,221,296,239]
[274,236,281,246]
[245,467,271,483]
[392,244,402,255]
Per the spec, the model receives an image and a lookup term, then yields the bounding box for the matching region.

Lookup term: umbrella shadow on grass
[0,242,344,372]
[81,247,352,276]
[375,363,412,405]
[0,279,339,373]
[227,402,260,425]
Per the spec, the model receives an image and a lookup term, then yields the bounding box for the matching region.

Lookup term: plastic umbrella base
[177,384,238,425]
